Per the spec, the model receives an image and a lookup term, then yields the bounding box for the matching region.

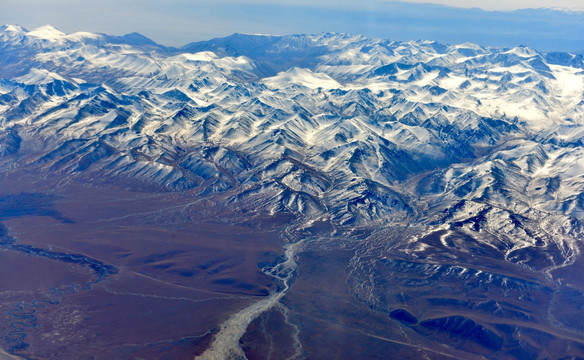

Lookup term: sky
[0,0,583,51]
[383,0,584,10]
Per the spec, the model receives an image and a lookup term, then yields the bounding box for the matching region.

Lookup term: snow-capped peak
[27,25,67,41]
[65,31,103,42]
[263,67,341,89]
[0,24,26,34]
[0,24,27,42]
[14,68,68,85]
[503,46,540,58]
[180,51,219,62]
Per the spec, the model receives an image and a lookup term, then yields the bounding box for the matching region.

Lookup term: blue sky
[1,0,583,51]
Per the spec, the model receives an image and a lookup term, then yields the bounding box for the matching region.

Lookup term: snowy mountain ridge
[1,25,584,263]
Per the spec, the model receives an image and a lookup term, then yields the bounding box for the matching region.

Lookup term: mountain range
[1,24,584,359]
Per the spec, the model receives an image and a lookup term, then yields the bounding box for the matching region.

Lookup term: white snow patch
[550,64,584,98]
[65,31,102,42]
[14,68,67,84]
[263,67,341,90]
[180,52,218,62]
[27,25,66,41]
